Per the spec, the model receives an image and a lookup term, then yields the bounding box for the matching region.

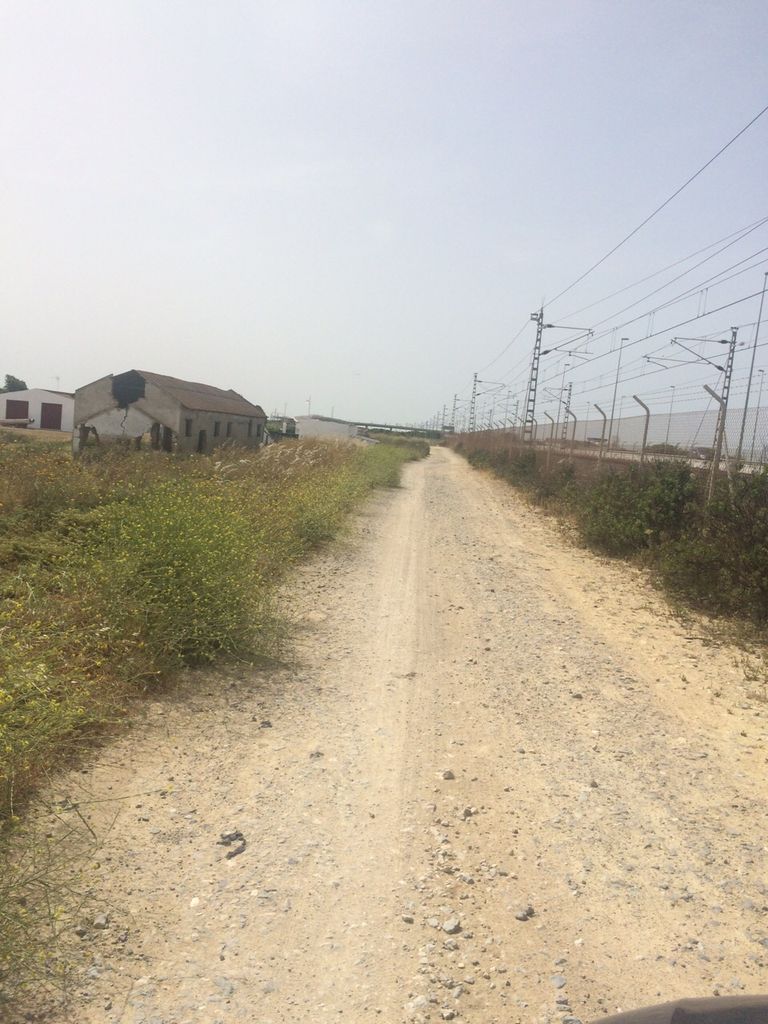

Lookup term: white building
[295,415,362,440]
[0,389,74,431]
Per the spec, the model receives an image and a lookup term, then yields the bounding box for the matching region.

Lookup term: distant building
[0,389,74,431]
[266,416,297,440]
[74,370,266,454]
[295,415,362,440]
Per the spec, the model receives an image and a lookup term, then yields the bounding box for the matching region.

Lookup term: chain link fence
[465,404,768,469]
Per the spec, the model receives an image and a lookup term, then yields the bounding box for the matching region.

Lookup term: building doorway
[197,429,207,453]
[5,399,29,422]
[40,402,63,429]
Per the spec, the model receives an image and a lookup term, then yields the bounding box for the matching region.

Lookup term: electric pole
[560,382,573,441]
[523,309,593,441]
[469,373,478,432]
[737,272,768,461]
[523,310,544,441]
[554,363,570,441]
[707,327,738,501]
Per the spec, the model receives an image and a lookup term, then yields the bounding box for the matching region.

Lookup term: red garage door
[5,399,29,420]
[40,402,63,430]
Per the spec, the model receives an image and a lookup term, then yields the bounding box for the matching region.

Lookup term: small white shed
[0,389,74,431]
[294,415,362,440]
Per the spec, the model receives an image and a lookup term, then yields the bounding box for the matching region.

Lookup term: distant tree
[1,374,27,393]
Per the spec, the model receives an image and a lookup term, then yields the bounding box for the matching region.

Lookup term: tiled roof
[137,370,265,418]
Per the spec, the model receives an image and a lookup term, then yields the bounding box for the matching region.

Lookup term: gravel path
[44,447,768,1024]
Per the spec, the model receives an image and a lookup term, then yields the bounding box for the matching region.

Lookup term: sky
[2,1,767,426]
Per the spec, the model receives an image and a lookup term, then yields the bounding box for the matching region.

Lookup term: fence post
[632,395,650,464]
[594,403,607,462]
[749,371,765,462]
[544,412,555,471]
[567,408,577,457]
[704,384,726,503]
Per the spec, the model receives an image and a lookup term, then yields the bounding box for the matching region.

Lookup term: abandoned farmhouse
[74,370,267,454]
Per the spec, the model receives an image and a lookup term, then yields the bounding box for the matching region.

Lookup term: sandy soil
[40,447,767,1024]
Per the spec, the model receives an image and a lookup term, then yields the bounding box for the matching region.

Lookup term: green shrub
[534,460,576,503]
[659,471,768,622]
[468,447,538,487]
[72,479,267,671]
[576,462,697,556]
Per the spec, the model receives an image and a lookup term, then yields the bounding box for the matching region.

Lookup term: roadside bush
[73,479,266,672]
[576,462,697,556]
[534,461,576,504]
[468,447,538,487]
[659,471,768,622]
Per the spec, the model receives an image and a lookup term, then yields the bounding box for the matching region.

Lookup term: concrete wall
[295,416,359,440]
[176,409,266,453]
[86,406,156,439]
[74,376,118,425]
[1,389,74,431]
[75,375,181,434]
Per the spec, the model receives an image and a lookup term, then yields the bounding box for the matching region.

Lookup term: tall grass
[0,439,422,820]
[0,435,425,1008]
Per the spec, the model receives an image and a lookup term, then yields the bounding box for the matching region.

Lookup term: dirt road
[48,447,767,1024]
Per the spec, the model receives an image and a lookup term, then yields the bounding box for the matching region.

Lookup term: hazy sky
[2,1,767,424]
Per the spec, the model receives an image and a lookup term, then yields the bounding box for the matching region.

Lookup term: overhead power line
[499,254,768,392]
[536,288,765,393]
[559,215,768,324]
[553,247,768,353]
[480,215,768,388]
[477,319,530,374]
[546,101,768,310]
[528,254,768,388]
[502,253,764,387]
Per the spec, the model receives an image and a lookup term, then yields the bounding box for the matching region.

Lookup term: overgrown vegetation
[576,461,697,556]
[0,435,425,1006]
[659,472,768,621]
[365,430,432,456]
[453,435,768,626]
